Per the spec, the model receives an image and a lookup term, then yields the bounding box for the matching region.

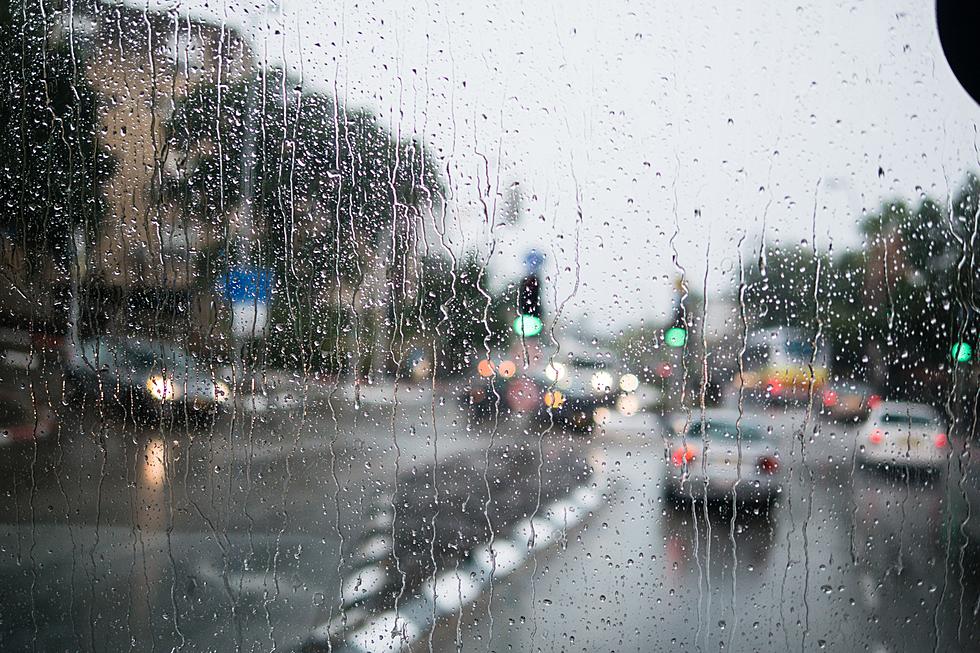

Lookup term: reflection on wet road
[2,399,979,652]
[429,406,980,653]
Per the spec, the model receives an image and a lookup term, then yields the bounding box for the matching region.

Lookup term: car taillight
[757,455,779,474]
[822,391,838,407]
[869,429,884,445]
[671,444,696,467]
[935,432,948,448]
[867,394,882,410]
[767,379,783,395]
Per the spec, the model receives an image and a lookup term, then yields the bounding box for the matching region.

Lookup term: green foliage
[741,172,980,397]
[413,253,510,375]
[0,1,113,268]
[167,69,443,279]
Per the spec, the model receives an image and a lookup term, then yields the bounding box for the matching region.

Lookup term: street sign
[219,267,274,339]
[220,266,273,303]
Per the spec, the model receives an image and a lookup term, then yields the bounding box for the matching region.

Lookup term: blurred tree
[167,68,441,279]
[739,173,980,402]
[168,68,446,373]
[414,253,510,377]
[0,1,113,271]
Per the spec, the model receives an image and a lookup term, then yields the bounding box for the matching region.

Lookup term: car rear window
[687,420,765,441]
[881,413,938,426]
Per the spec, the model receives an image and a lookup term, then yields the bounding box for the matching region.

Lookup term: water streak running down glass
[0,1,979,652]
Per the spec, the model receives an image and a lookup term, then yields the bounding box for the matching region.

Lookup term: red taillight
[671,445,697,467]
[822,391,838,407]
[869,429,884,445]
[868,394,882,410]
[757,455,779,474]
[935,433,948,448]
[767,379,783,396]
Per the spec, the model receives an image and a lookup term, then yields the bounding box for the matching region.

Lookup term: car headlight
[545,362,566,382]
[591,371,613,393]
[619,373,639,393]
[213,380,230,403]
[616,394,639,416]
[146,375,182,402]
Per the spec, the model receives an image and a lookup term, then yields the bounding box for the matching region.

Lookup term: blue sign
[524,250,545,272]
[219,266,273,303]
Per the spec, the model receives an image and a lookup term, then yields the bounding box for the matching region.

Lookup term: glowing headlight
[146,375,181,402]
[545,362,567,382]
[616,394,640,416]
[213,381,230,403]
[591,371,614,393]
[619,373,640,393]
[544,390,565,408]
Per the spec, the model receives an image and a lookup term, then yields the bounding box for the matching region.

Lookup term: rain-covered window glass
[3,1,980,651]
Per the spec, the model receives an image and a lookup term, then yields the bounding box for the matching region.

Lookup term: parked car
[663,409,781,505]
[857,401,949,470]
[65,337,230,420]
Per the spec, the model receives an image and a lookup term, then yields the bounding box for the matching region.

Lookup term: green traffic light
[665,326,687,348]
[952,342,973,363]
[513,314,543,337]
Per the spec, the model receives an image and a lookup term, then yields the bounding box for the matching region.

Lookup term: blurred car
[0,393,56,448]
[663,410,781,504]
[65,337,230,420]
[820,380,880,422]
[857,401,948,470]
[530,355,623,432]
[459,357,521,420]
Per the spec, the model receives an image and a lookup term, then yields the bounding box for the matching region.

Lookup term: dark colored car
[65,337,230,421]
[820,380,880,422]
[529,357,622,432]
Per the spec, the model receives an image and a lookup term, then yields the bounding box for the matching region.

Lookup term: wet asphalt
[2,390,979,652]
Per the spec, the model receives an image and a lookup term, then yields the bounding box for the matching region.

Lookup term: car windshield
[125,343,202,375]
[5,2,980,652]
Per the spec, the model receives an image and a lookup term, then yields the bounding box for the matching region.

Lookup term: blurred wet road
[429,406,980,653]
[2,394,979,652]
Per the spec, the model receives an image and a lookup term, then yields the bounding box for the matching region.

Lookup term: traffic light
[519,273,542,318]
[512,314,543,337]
[665,326,687,348]
[952,342,973,363]
[665,279,688,348]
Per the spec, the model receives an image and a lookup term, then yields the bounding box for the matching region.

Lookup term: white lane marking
[544,499,585,528]
[512,517,559,551]
[349,611,421,652]
[472,539,525,576]
[341,564,388,608]
[423,569,484,615]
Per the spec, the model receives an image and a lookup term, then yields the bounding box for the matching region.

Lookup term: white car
[857,401,948,469]
[663,410,781,504]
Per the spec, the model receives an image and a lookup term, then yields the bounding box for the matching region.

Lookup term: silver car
[857,401,948,470]
[663,410,781,504]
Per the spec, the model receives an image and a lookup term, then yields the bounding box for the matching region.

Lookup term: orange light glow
[544,390,565,408]
[498,360,516,378]
[477,359,495,377]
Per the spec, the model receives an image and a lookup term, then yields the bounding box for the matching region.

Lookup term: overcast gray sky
[157,0,978,334]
